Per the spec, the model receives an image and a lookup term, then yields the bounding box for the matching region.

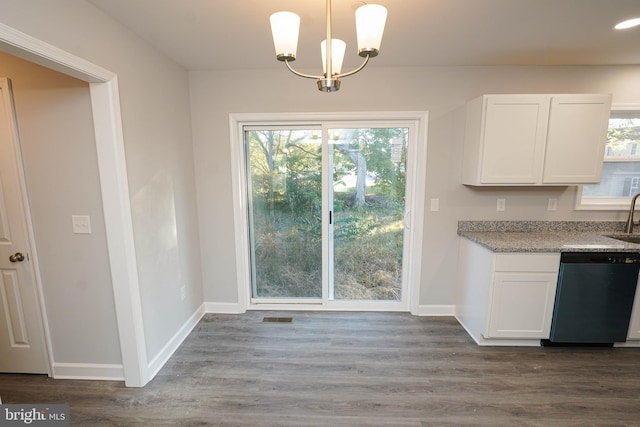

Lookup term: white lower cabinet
[485,267,559,339]
[456,238,560,345]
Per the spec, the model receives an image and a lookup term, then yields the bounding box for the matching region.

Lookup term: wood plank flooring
[2,311,640,426]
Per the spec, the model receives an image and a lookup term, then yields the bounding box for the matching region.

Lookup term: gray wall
[189,65,640,308]
[0,0,203,365]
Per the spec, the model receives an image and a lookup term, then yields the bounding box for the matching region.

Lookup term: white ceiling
[87,0,640,72]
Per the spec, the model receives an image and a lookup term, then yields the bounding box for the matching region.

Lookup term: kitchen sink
[607,235,640,244]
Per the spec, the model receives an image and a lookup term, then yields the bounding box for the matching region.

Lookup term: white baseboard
[414,304,455,316]
[146,303,206,380]
[203,302,453,316]
[204,301,246,314]
[52,363,125,381]
[616,340,640,348]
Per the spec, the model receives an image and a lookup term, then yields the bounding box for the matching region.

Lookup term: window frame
[575,104,640,211]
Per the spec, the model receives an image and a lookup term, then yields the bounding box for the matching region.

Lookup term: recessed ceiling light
[615,18,640,30]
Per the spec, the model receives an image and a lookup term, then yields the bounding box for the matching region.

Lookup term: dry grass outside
[252,205,403,301]
[253,218,322,298]
[333,216,403,300]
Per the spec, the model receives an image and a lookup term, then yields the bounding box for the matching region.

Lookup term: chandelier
[270,0,387,93]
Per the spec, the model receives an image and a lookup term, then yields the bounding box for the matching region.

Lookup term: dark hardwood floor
[2,311,640,426]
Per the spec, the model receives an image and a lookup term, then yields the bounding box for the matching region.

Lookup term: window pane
[604,118,640,160]
[583,161,640,197]
[580,113,640,204]
[330,127,408,301]
[245,129,323,299]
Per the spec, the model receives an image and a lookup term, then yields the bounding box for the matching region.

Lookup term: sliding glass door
[329,127,408,301]
[245,128,323,300]
[244,122,412,308]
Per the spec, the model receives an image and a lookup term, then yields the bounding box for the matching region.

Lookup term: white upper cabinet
[462,94,612,186]
[543,95,612,184]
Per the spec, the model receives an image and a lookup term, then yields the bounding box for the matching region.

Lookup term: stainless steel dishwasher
[542,252,640,346]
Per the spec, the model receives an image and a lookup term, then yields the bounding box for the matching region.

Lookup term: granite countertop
[458,221,640,253]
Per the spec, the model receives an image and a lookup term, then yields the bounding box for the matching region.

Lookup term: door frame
[230,112,428,314]
[0,24,148,387]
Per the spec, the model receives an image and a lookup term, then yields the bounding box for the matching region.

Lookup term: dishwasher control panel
[561,252,640,264]
[608,256,640,264]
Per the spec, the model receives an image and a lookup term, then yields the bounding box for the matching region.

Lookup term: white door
[0,77,49,374]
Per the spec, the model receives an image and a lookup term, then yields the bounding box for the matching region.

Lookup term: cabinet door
[485,272,558,338]
[479,96,550,184]
[542,94,612,184]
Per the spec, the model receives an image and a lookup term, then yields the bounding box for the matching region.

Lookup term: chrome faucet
[625,192,640,233]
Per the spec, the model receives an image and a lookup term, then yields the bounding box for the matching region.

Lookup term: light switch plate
[548,198,558,211]
[430,198,440,212]
[72,215,92,234]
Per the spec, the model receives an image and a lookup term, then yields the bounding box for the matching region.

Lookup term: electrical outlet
[180,286,186,301]
[72,215,92,234]
[548,198,558,211]
[496,198,506,212]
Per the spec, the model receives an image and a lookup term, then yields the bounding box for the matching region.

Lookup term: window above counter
[576,105,640,210]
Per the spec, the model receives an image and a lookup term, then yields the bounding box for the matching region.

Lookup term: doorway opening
[0,23,148,386]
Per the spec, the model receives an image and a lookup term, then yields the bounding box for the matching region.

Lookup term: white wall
[0,0,203,367]
[189,65,640,308]
[0,51,121,364]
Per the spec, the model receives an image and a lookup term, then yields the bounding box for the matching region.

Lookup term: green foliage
[283,144,322,214]
[334,216,377,239]
[333,127,408,204]
[606,118,640,155]
[248,129,322,214]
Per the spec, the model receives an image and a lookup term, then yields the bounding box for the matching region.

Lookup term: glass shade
[615,17,640,30]
[355,4,387,55]
[270,11,300,60]
[321,39,346,75]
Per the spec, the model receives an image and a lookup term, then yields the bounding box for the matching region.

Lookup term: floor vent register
[262,317,293,323]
